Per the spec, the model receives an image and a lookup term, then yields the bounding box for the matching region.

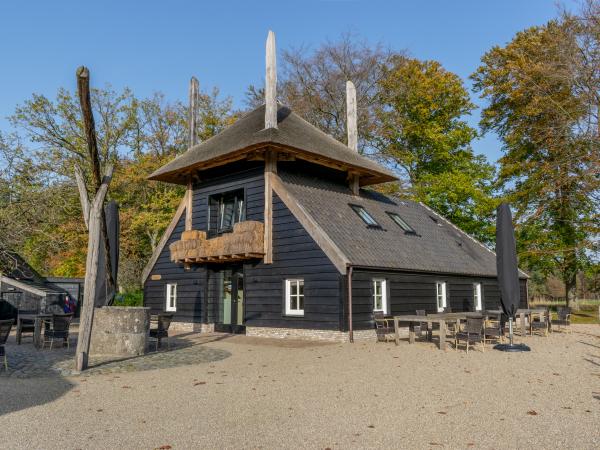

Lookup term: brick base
[245,326,409,342]
[170,322,215,333]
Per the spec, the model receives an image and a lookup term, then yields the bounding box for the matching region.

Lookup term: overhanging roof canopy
[148,105,397,186]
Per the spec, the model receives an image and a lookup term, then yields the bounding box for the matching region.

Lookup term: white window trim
[373,279,388,315]
[473,283,482,311]
[285,279,304,316]
[166,283,177,312]
[436,281,447,312]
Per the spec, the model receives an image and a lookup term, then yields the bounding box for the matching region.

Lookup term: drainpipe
[347,265,354,343]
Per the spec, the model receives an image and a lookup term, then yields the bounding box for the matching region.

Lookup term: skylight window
[350,204,380,227]
[387,212,416,234]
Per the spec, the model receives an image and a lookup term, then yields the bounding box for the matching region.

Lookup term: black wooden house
[142,33,527,341]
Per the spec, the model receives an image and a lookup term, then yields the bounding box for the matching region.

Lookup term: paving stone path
[0,337,231,379]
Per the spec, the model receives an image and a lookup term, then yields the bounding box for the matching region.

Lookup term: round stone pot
[89,306,150,357]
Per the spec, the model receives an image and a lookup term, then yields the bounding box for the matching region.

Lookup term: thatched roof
[148,105,397,186]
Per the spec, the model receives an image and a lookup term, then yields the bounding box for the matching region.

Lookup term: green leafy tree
[376,57,498,243]
[471,5,600,303]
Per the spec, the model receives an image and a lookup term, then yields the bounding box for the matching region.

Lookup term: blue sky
[0,0,569,163]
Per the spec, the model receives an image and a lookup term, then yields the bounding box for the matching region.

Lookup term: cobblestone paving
[0,336,231,379]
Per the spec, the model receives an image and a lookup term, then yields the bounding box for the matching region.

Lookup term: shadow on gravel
[0,376,75,417]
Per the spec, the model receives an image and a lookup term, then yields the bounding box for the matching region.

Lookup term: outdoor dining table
[392,312,484,351]
[16,313,52,349]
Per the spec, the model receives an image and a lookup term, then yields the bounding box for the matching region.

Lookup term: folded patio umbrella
[94,200,119,307]
[495,202,529,351]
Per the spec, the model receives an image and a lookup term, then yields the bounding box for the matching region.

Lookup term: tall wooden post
[76,164,114,372]
[346,81,360,195]
[265,30,277,129]
[264,150,277,264]
[186,77,199,232]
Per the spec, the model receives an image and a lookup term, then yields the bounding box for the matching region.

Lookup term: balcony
[170,220,264,264]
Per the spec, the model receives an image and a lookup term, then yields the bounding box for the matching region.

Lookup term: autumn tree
[471,3,600,303]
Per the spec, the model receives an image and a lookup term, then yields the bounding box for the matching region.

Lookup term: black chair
[415,310,431,340]
[483,312,503,345]
[16,309,37,344]
[552,307,572,333]
[455,318,485,353]
[374,312,394,343]
[42,314,73,349]
[0,319,13,371]
[149,313,174,350]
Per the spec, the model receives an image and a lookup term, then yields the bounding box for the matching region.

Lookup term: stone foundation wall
[169,322,215,333]
[245,326,409,342]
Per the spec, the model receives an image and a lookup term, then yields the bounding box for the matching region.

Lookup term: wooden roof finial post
[346,80,358,152]
[265,30,277,129]
[185,76,199,233]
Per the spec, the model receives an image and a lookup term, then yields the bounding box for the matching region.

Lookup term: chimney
[265,30,277,129]
[346,80,358,152]
[189,76,199,147]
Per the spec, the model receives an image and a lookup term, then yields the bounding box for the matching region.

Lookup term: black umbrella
[94,200,119,307]
[494,202,530,352]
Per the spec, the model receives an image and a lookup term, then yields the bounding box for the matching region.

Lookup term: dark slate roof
[149,105,396,185]
[0,247,43,282]
[1,277,65,296]
[279,171,527,278]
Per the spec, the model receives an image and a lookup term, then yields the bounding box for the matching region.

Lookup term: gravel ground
[1,325,599,449]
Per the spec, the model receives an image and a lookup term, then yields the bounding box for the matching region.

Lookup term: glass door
[215,266,245,333]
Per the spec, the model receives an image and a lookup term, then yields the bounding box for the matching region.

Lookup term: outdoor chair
[552,307,572,333]
[454,318,485,353]
[42,314,73,349]
[483,313,503,345]
[530,309,550,336]
[149,313,174,350]
[415,310,431,341]
[374,312,395,343]
[16,309,37,344]
[0,319,13,371]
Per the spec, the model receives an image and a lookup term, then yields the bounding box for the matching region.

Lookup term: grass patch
[531,299,600,325]
[113,290,144,307]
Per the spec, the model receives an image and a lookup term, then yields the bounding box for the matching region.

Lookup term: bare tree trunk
[76,66,116,302]
[76,164,114,372]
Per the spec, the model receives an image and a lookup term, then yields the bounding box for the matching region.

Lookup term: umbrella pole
[509,317,514,346]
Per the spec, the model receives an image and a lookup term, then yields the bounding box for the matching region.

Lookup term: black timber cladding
[350,269,528,330]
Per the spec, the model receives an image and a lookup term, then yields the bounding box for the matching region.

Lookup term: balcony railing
[169,220,264,264]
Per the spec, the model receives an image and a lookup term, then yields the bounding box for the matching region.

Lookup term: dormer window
[387,212,416,234]
[349,204,380,228]
[208,189,245,236]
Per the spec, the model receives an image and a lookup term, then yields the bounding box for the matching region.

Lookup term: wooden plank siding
[143,164,265,323]
[350,269,528,330]
[243,193,342,330]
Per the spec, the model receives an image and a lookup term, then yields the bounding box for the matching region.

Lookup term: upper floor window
[436,281,447,312]
[208,189,245,236]
[373,279,388,314]
[350,204,380,228]
[473,283,482,311]
[285,279,304,316]
[166,283,177,312]
[387,212,416,234]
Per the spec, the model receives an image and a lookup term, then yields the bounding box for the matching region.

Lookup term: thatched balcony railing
[169,221,264,264]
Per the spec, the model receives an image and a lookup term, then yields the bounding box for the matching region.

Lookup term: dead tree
[75,163,113,371]
[76,66,116,303]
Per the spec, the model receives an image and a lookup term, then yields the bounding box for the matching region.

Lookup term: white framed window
[373,279,388,314]
[285,279,304,316]
[166,283,177,312]
[436,281,447,312]
[473,283,482,311]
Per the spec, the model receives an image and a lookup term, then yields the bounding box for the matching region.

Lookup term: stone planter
[89,306,150,357]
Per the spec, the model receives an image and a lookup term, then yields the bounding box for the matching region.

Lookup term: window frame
[208,188,246,236]
[372,278,388,315]
[285,279,305,316]
[473,282,482,311]
[386,212,416,234]
[165,283,177,312]
[436,281,447,313]
[349,204,380,228]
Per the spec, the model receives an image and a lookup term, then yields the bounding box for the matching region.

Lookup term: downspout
[347,265,354,343]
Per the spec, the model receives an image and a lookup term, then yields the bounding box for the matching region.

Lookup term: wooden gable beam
[263,150,277,264]
[141,190,189,284]
[270,174,349,274]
